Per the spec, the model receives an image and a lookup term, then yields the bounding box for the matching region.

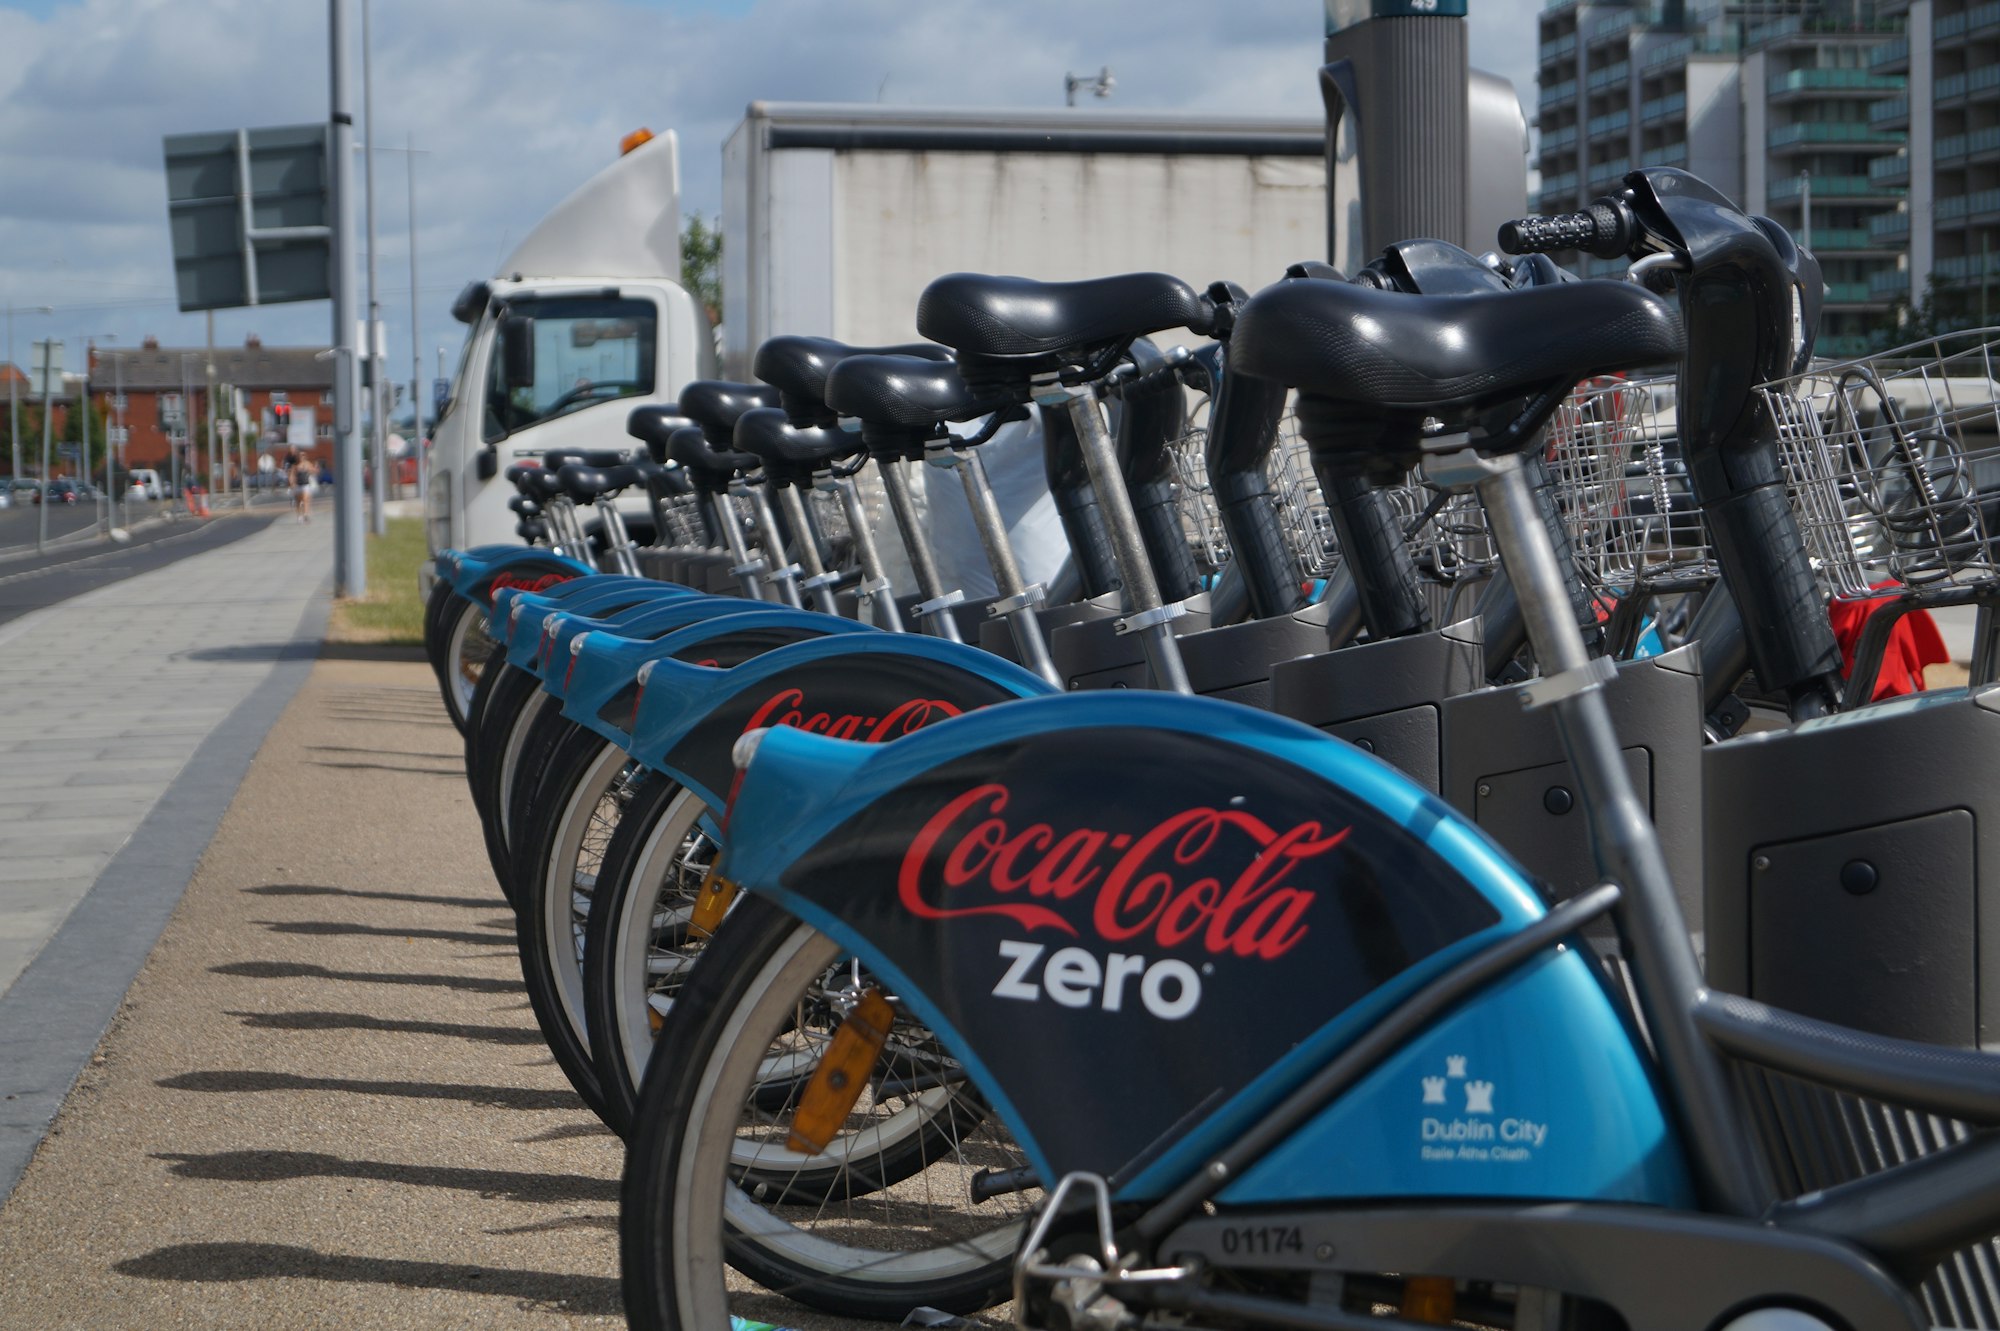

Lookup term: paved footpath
[0,650,627,1327]
[0,512,324,1197]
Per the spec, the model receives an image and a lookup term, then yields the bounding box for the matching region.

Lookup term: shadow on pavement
[210,959,523,993]
[517,1121,617,1144]
[241,883,498,910]
[319,642,426,663]
[228,1009,547,1046]
[256,919,514,947]
[111,1243,621,1315]
[155,1069,579,1111]
[180,642,306,663]
[154,1149,616,1203]
[305,759,461,777]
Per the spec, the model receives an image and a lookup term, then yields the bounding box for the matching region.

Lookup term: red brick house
[88,334,335,474]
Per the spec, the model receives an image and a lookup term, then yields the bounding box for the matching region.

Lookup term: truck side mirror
[475,446,499,481]
[502,317,536,390]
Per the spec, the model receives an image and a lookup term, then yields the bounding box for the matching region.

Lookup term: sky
[0,0,1541,391]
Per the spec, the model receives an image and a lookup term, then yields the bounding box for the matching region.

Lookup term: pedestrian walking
[290,451,315,524]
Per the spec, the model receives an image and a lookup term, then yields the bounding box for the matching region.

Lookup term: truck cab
[426,130,707,559]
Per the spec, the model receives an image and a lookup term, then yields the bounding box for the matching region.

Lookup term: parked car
[37,479,80,505]
[127,469,164,501]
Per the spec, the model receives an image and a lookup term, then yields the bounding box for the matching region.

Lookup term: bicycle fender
[717,693,1688,1207]
[625,634,1056,811]
[448,548,597,607]
[559,609,878,747]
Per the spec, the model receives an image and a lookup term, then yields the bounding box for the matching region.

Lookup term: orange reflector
[689,866,739,937]
[621,127,655,156]
[1400,1276,1455,1324]
[786,988,894,1155]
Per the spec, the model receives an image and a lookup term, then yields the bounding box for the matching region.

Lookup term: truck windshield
[484,294,657,441]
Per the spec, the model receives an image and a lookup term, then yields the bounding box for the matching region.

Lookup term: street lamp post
[36,337,58,554]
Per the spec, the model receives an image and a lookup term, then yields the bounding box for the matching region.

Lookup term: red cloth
[1827,581,1950,701]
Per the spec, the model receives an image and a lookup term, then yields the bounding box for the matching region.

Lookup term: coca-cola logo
[744,688,964,743]
[897,783,1347,961]
[488,570,574,600]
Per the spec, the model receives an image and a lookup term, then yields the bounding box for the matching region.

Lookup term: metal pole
[408,132,424,515]
[237,386,249,509]
[1799,169,1812,251]
[330,0,365,595]
[204,310,218,504]
[79,336,93,535]
[36,339,54,553]
[362,0,385,535]
[7,303,17,486]
[112,352,123,529]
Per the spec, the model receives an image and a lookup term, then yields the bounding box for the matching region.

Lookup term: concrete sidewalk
[0,653,626,1327]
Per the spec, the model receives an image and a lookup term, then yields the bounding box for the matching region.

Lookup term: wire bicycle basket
[1542,373,1713,603]
[1763,329,2000,600]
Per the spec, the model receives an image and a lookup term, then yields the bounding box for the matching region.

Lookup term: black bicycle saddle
[824,354,984,429]
[1231,278,1680,414]
[679,381,781,445]
[627,405,695,465]
[543,448,627,470]
[916,272,1211,362]
[557,461,642,504]
[733,406,858,474]
[669,424,759,488]
[506,493,541,517]
[753,336,952,426]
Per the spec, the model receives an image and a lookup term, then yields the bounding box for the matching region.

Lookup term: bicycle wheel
[469,663,552,888]
[583,777,715,1135]
[423,575,459,678]
[441,596,499,733]
[511,725,638,1120]
[621,896,1031,1329]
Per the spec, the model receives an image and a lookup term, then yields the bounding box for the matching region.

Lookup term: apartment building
[1535,0,1907,355]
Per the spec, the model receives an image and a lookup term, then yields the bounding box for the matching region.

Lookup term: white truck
[425,130,709,558]
[720,103,1326,380]
[429,106,1332,559]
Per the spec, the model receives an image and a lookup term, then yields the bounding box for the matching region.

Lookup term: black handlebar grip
[1497,212,1601,255]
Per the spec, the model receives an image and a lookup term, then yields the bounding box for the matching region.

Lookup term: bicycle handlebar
[1497,200,1638,261]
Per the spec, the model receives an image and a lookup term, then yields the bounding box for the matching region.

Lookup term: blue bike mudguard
[493,582,699,663]
[716,692,1693,1209]
[621,634,1056,812]
[557,609,880,748]
[445,547,597,607]
[500,587,718,677]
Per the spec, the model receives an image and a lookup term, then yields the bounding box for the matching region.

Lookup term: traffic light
[273,401,291,437]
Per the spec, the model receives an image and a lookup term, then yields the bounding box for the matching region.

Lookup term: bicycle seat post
[593,493,643,577]
[735,479,804,608]
[829,473,903,630]
[1038,380,1193,694]
[931,440,1057,684]
[873,458,964,642]
[773,481,841,616]
[709,484,769,601]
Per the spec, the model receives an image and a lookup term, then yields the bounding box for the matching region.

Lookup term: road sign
[163,123,331,312]
[29,341,62,397]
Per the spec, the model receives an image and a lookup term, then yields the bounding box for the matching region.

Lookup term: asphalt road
[0,512,287,628]
[0,498,141,549]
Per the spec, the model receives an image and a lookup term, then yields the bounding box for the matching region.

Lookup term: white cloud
[0,0,1545,376]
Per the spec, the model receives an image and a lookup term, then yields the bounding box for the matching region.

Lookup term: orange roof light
[620,127,655,156]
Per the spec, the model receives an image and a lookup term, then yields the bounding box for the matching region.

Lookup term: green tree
[56,395,112,479]
[681,213,722,324]
[1871,273,1979,352]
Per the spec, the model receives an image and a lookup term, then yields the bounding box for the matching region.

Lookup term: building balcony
[1767,68,1906,99]
[1870,153,1909,186]
[1936,65,2000,104]
[1870,95,1909,126]
[1587,10,1634,44]
[1586,61,1631,92]
[1817,334,1879,358]
[1768,122,1905,152]
[1822,281,1875,304]
[1539,78,1578,110]
[1540,125,1580,154]
[1934,254,2000,283]
[1640,90,1686,121]
[1805,229,1897,254]
[1935,190,2000,225]
[1769,173,1905,202]
[1638,142,1688,168]
[1868,211,1912,243]
[1869,267,1911,300]
[1588,110,1631,136]
[1935,0,2000,41]
[1540,34,1578,64]
[1586,156,1631,189]
[1936,126,2000,165]
[1869,36,1909,71]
